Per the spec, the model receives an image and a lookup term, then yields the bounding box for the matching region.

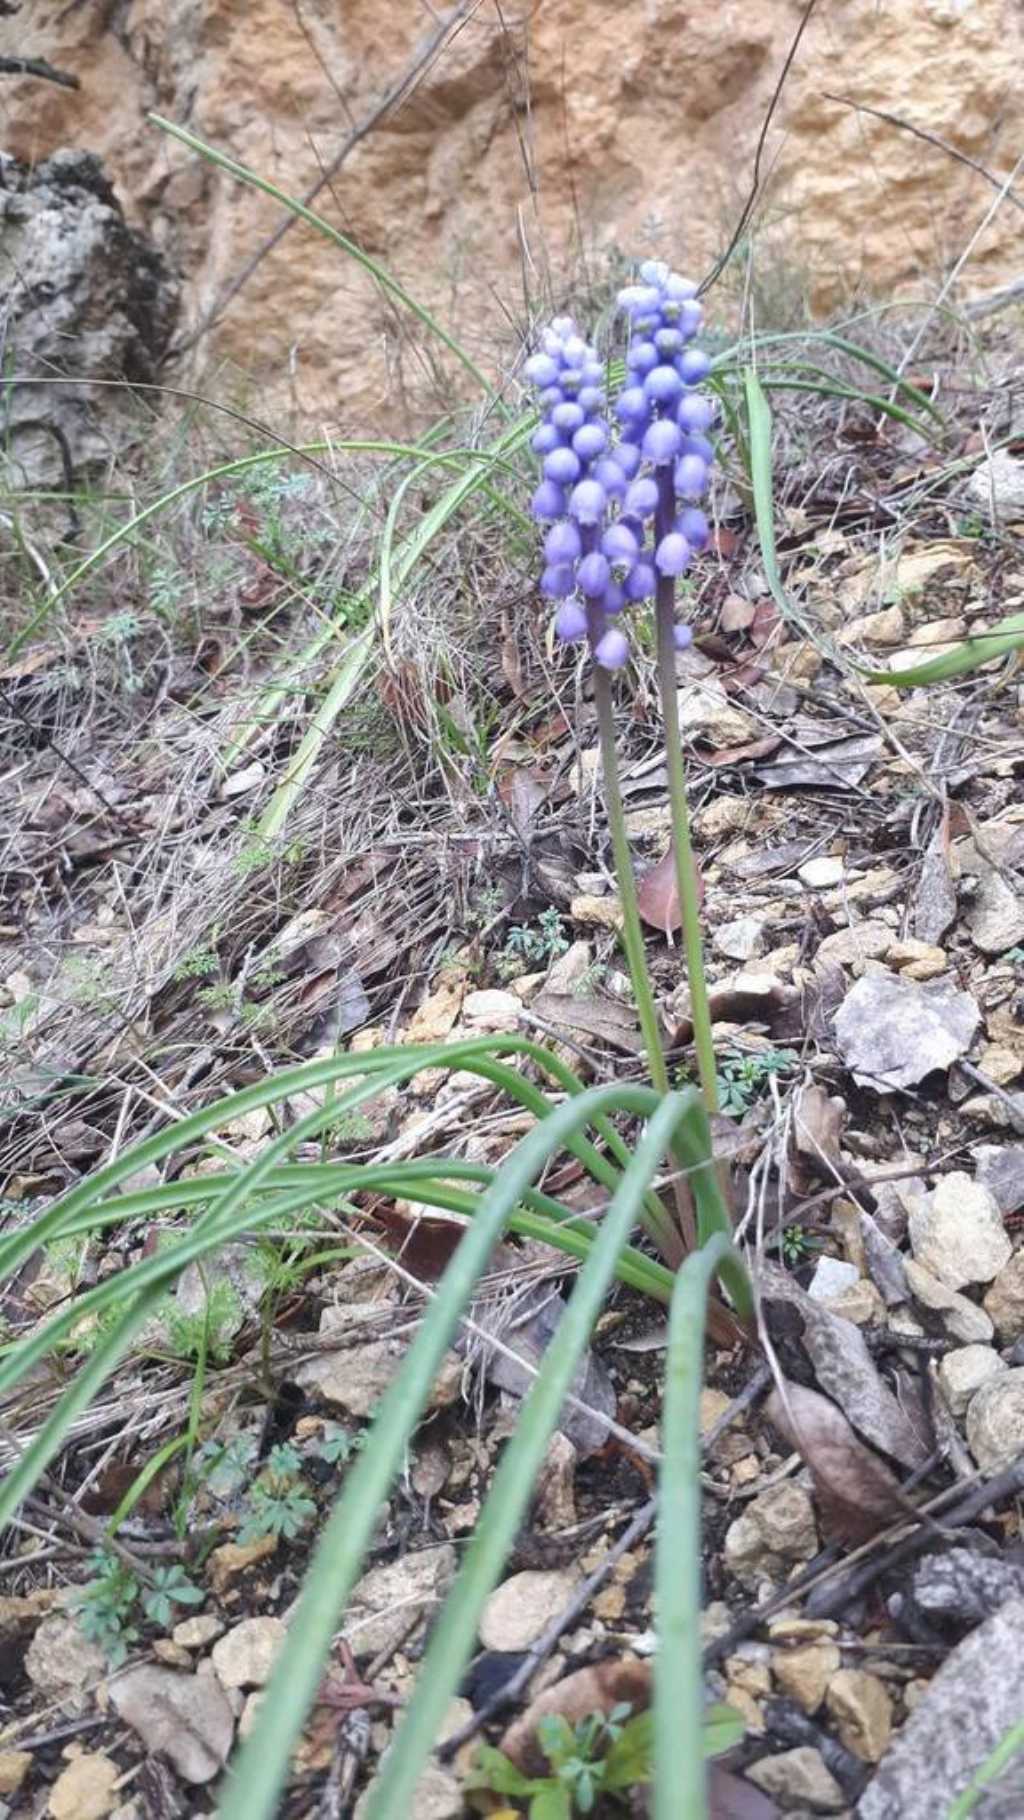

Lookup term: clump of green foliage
[73,1550,204,1666]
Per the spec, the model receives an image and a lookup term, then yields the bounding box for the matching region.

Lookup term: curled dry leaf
[765,1380,906,1545]
[636,841,704,935]
[499,1658,651,1775]
[759,1262,931,1465]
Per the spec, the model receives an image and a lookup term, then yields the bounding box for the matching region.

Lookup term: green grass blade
[860,610,1024,687]
[714,329,945,427]
[216,1080,665,1820]
[742,366,798,631]
[365,1088,709,1818]
[149,116,495,402]
[655,1231,741,1820]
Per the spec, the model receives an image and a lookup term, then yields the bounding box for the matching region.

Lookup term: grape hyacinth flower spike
[615,259,714,654]
[524,318,639,671]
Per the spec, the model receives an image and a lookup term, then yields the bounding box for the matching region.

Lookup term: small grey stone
[858,1598,1024,1818]
[834,970,980,1091]
[724,1484,818,1588]
[977,1144,1024,1215]
[967,450,1024,518]
[909,1548,1024,1637]
[965,1369,1024,1472]
[109,1665,234,1784]
[172,1614,224,1649]
[25,1616,106,1713]
[747,1745,846,1811]
[345,1545,456,1660]
[809,1258,861,1303]
[713,915,766,962]
[903,1260,994,1345]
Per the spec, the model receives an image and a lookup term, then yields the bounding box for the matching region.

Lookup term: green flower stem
[593,666,689,1259]
[654,472,719,1116]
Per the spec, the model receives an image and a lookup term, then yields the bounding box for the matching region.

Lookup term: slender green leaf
[860,610,1024,687]
[742,366,798,631]
[216,1080,670,1820]
[364,1089,709,1819]
[655,1232,748,1820]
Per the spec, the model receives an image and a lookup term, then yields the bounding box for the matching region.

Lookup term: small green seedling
[237,1443,316,1544]
[715,1047,798,1117]
[465,1701,744,1817]
[73,1548,204,1666]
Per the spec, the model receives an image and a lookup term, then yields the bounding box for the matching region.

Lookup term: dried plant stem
[654,474,719,1115]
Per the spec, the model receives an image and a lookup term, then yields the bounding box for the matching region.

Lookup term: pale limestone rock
[570,894,624,932]
[908,1172,1011,1288]
[826,1667,892,1761]
[462,988,521,1032]
[983,1249,1024,1340]
[712,915,765,962]
[798,855,845,888]
[173,1613,224,1648]
[48,1755,119,1820]
[839,605,906,648]
[0,1753,31,1797]
[110,1665,234,1784]
[937,1344,1006,1417]
[886,939,948,981]
[479,1567,580,1652]
[724,1483,818,1587]
[771,1641,840,1713]
[211,1616,286,1690]
[25,1615,106,1713]
[816,920,892,969]
[346,1545,456,1659]
[966,1369,1024,1471]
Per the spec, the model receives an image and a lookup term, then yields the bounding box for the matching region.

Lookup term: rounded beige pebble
[826,1666,892,1762]
[479,1567,579,1652]
[211,1615,286,1690]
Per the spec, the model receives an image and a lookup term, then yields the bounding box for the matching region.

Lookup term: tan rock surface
[7,3,1023,423]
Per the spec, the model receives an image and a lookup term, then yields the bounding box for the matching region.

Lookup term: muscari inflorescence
[525,259,715,669]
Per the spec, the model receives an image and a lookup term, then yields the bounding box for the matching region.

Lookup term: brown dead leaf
[749,598,782,649]
[765,1380,905,1545]
[702,734,782,768]
[791,1082,845,1175]
[530,990,643,1054]
[500,1659,651,1775]
[708,1766,782,1820]
[636,842,705,934]
[496,763,548,840]
[753,734,882,790]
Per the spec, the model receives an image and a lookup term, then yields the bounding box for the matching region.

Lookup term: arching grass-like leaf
[655,1231,745,1820]
[860,611,1024,687]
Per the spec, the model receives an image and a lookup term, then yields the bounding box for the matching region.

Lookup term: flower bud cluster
[526,263,715,667]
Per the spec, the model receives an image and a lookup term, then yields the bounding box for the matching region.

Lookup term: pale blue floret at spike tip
[523,265,714,666]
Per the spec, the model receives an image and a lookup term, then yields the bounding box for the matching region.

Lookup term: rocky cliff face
[1,150,179,482]
[4,1,1022,428]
